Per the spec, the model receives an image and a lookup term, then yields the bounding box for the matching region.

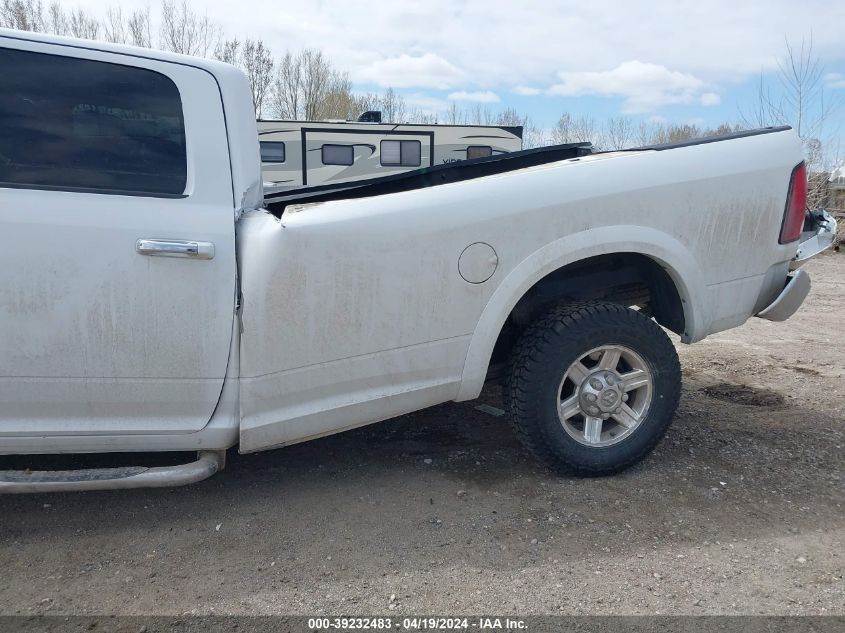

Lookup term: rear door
[0,38,236,436]
[302,128,433,186]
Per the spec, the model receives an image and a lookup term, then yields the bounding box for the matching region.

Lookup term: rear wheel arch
[456,235,699,402]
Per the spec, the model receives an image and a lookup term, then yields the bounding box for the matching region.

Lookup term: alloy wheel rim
[557,345,653,447]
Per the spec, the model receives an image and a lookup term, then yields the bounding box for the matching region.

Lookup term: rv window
[380,140,421,167]
[0,47,186,196]
[467,145,493,160]
[322,144,354,166]
[260,141,286,163]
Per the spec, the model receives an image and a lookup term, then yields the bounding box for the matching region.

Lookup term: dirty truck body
[0,30,837,492]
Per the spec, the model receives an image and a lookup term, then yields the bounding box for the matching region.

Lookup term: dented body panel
[237,130,805,450]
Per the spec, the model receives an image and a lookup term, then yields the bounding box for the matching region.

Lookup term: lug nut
[614,407,621,414]
[589,379,603,390]
[606,375,616,385]
[585,393,597,402]
[588,406,600,415]
[601,413,610,420]
[622,394,629,402]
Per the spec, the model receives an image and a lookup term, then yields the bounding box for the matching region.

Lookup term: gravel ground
[0,254,843,617]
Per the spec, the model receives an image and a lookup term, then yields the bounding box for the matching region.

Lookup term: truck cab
[0,30,259,450]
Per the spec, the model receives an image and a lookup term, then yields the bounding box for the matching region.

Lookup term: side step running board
[0,450,225,494]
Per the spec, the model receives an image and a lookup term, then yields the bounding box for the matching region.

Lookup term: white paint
[459,242,499,284]
[0,31,243,437]
[0,31,812,460]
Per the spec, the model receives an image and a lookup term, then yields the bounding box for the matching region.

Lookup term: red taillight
[780,162,807,244]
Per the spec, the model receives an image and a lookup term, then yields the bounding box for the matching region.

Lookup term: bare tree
[603,116,634,150]
[45,1,64,33]
[445,102,461,125]
[496,107,524,128]
[741,35,842,207]
[406,109,438,124]
[127,6,153,48]
[1,0,46,31]
[321,73,357,119]
[634,120,653,147]
[217,38,275,116]
[64,7,99,39]
[159,0,218,57]
[268,49,357,120]
[102,6,127,43]
[214,37,239,65]
[353,91,380,116]
[300,49,336,119]
[3,1,101,39]
[348,88,407,122]
[522,120,547,149]
[269,51,301,119]
[241,40,274,116]
[551,113,597,145]
[467,104,493,126]
[379,87,406,123]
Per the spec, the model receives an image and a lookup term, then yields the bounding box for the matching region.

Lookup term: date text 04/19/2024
[307,617,527,630]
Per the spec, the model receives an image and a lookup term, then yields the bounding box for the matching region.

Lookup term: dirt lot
[0,254,843,617]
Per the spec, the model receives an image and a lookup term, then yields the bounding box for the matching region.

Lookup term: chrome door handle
[136,239,215,260]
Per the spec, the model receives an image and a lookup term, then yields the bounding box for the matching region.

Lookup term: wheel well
[487,253,685,379]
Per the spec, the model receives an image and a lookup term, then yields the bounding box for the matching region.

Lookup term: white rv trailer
[257,117,523,189]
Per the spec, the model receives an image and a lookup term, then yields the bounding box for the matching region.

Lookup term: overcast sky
[75,0,845,141]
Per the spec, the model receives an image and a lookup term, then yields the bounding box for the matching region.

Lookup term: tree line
[0,0,743,143]
[0,0,414,121]
[2,0,840,205]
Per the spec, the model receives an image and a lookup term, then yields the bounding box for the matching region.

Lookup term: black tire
[505,301,681,475]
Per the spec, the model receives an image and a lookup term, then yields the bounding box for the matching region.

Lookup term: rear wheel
[505,301,681,475]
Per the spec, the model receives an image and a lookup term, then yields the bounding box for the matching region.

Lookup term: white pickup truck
[0,30,837,493]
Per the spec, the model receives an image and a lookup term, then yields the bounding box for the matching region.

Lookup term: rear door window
[0,47,187,196]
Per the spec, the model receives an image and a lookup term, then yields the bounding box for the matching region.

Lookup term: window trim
[321,144,354,166]
[260,141,286,164]
[0,46,188,198]
[380,139,422,167]
[0,181,188,199]
[466,145,493,160]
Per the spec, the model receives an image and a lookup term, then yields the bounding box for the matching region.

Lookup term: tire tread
[504,301,681,476]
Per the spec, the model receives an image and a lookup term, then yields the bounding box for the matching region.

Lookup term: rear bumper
[790,209,838,270]
[756,210,837,322]
[756,268,811,321]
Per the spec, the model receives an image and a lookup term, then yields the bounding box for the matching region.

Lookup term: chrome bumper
[756,268,811,322]
[757,210,837,322]
[790,209,837,270]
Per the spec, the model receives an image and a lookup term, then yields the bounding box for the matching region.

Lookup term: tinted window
[380,140,421,167]
[0,48,186,195]
[322,144,353,166]
[467,145,493,160]
[260,141,286,163]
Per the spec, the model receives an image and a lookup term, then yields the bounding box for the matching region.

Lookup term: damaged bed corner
[263,142,595,217]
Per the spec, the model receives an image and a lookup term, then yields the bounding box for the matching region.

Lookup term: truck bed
[263,126,792,217]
